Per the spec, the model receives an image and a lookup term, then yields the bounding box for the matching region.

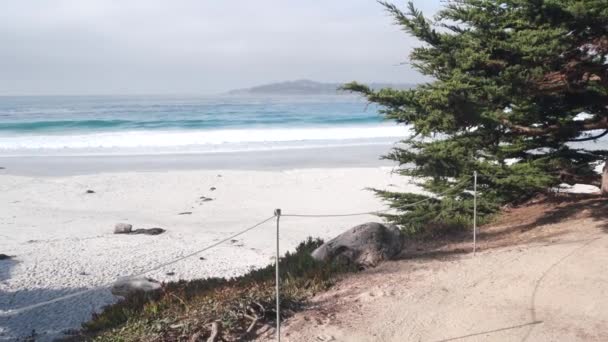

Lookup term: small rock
[85,190,95,194]
[178,212,192,215]
[199,257,206,260]
[130,228,166,235]
[209,187,216,191]
[166,272,175,276]
[111,277,161,297]
[114,223,133,234]
[79,271,88,276]
[199,196,213,202]
[0,167,5,170]
[217,174,222,177]
[0,254,12,260]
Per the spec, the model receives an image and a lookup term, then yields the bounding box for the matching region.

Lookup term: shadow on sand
[0,257,18,283]
[0,286,114,341]
[395,193,608,262]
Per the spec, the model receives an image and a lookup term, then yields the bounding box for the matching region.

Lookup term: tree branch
[500,117,608,137]
[568,129,608,142]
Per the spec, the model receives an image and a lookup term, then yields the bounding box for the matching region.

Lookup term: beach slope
[271,195,608,341]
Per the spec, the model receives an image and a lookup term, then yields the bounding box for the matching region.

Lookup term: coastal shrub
[74,237,356,341]
[345,0,608,234]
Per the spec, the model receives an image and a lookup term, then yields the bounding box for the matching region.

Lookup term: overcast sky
[1,0,441,95]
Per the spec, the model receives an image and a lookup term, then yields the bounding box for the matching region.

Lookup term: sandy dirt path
[273,196,608,341]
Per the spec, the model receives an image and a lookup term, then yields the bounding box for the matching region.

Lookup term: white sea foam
[0,124,410,156]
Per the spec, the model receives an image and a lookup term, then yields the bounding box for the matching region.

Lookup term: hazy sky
[1,1,441,95]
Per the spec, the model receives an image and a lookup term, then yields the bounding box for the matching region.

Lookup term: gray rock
[0,254,12,260]
[111,277,161,297]
[114,223,133,234]
[311,222,404,267]
[130,228,165,235]
[86,189,95,194]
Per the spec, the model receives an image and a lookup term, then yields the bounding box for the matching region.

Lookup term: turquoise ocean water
[0,95,406,156]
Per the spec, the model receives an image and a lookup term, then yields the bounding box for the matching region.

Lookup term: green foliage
[75,238,356,341]
[345,0,608,232]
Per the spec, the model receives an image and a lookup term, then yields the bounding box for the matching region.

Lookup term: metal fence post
[274,208,282,342]
[473,171,478,254]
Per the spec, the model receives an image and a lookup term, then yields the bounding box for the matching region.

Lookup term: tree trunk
[602,162,608,196]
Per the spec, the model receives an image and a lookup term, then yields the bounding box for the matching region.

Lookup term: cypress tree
[344,0,608,234]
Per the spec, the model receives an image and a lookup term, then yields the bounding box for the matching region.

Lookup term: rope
[282,176,472,218]
[0,215,276,317]
[128,215,275,279]
[0,175,476,318]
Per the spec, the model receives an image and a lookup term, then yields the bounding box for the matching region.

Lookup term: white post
[274,208,282,342]
[473,171,478,254]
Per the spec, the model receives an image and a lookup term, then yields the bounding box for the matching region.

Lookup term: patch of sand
[270,195,608,341]
[0,167,416,341]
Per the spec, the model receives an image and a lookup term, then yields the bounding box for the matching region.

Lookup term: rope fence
[2,172,481,342]
[0,215,276,318]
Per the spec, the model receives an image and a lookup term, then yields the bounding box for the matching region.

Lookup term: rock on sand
[111,277,162,297]
[114,223,133,234]
[311,222,403,267]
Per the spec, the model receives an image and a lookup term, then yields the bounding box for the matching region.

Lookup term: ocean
[0,95,407,157]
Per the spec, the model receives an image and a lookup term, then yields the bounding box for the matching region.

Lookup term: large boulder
[311,222,404,267]
[111,277,162,297]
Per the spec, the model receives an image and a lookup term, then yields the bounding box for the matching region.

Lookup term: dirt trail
[269,194,608,341]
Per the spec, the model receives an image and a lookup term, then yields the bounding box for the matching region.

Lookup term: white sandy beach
[0,162,418,341]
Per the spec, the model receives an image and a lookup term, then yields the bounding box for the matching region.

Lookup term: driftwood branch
[244,313,260,334]
[242,305,262,339]
[189,332,202,342]
[206,322,220,342]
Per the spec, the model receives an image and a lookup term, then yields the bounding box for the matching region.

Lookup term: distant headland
[226,79,416,96]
